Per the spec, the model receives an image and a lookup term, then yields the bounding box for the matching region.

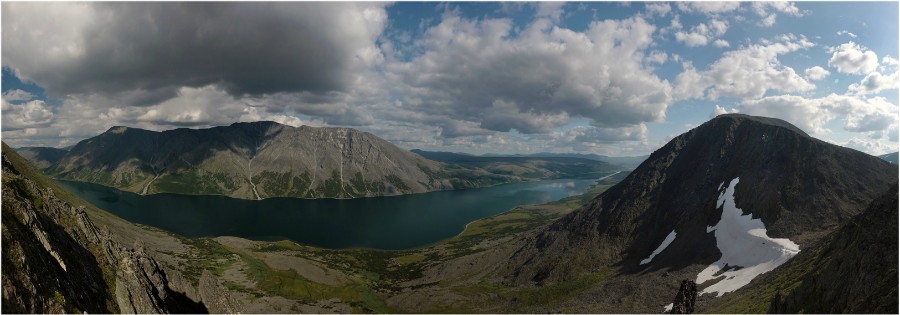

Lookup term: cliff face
[1,143,239,313]
[47,122,451,199]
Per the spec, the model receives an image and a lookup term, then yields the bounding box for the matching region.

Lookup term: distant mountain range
[24,122,617,199]
[414,150,648,170]
[483,152,649,169]
[879,151,898,164]
[502,114,897,312]
[4,114,897,313]
[14,147,68,169]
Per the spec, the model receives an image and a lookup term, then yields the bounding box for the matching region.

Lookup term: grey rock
[670,280,696,314]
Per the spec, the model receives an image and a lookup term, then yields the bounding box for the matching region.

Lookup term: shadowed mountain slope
[504,114,897,285]
[15,146,68,169]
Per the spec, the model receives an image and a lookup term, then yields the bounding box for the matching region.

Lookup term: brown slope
[503,114,898,285]
[48,121,450,199]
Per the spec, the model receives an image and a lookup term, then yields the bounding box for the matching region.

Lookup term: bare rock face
[2,149,116,313]
[1,143,208,314]
[113,240,169,313]
[199,269,242,313]
[670,280,697,314]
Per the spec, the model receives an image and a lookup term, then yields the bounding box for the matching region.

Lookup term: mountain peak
[708,113,809,137]
[106,126,130,134]
[506,114,896,287]
[227,121,285,128]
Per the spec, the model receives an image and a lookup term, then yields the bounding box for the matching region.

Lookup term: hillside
[47,122,452,199]
[497,114,897,312]
[15,147,68,169]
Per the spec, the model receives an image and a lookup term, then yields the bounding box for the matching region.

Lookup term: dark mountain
[879,151,898,164]
[411,149,620,180]
[47,122,451,199]
[504,113,897,291]
[15,146,68,169]
[1,142,238,313]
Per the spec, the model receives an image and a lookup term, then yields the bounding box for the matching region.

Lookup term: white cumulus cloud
[804,66,831,80]
[674,34,815,100]
[848,71,900,95]
[737,93,898,137]
[829,42,879,74]
[384,13,673,137]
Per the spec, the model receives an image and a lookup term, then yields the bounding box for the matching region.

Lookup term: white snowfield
[696,177,800,297]
[640,230,677,265]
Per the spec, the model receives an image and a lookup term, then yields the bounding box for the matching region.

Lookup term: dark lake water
[57,178,598,250]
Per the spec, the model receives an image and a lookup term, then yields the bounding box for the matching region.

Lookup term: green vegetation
[453,267,617,311]
[153,169,227,195]
[178,238,238,283]
[321,170,345,197]
[385,174,410,191]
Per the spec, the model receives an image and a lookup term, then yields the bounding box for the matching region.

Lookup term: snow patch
[697,178,800,297]
[664,303,673,312]
[640,230,677,265]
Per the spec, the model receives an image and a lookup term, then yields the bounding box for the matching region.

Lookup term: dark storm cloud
[3,2,387,103]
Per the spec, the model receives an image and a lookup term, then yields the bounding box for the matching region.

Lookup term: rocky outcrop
[2,149,116,313]
[670,280,697,314]
[199,269,242,313]
[1,143,224,314]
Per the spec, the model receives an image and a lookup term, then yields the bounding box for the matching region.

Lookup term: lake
[57,178,599,250]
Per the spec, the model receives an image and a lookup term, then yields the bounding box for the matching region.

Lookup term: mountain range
[418,150,648,170]
[3,114,897,313]
[39,122,616,199]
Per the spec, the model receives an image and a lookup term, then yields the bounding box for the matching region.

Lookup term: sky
[2,2,898,156]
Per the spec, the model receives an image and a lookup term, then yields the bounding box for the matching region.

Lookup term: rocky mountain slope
[1,143,238,313]
[502,114,897,306]
[15,146,68,169]
[47,122,453,199]
[704,184,897,313]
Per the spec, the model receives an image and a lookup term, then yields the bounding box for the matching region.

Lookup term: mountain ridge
[45,121,617,200]
[48,121,450,199]
[504,113,897,289]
